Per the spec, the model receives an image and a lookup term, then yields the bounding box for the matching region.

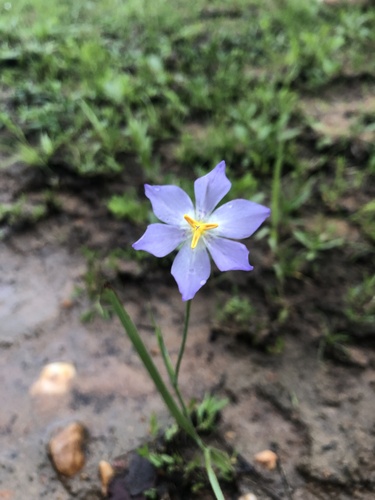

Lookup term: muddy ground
[1,82,375,499]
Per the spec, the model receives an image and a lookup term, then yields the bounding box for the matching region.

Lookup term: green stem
[173,379,190,419]
[270,139,284,251]
[175,300,191,383]
[102,287,201,445]
[154,322,189,418]
[204,447,226,500]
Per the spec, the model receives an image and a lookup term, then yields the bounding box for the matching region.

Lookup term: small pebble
[238,493,257,500]
[224,430,236,441]
[30,362,76,396]
[49,422,86,476]
[99,460,115,496]
[61,298,74,309]
[0,491,13,499]
[254,449,278,470]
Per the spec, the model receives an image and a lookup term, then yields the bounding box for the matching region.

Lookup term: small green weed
[293,228,344,262]
[267,336,286,355]
[138,394,232,495]
[79,248,111,323]
[352,199,375,243]
[320,157,351,210]
[193,394,229,434]
[345,275,375,326]
[107,190,148,224]
[0,197,25,226]
[217,296,256,331]
[148,412,160,438]
[144,488,158,499]
[138,443,182,472]
[318,330,351,362]
[0,194,51,233]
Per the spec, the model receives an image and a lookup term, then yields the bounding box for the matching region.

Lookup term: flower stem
[154,320,189,418]
[271,140,283,246]
[174,381,190,419]
[175,299,191,383]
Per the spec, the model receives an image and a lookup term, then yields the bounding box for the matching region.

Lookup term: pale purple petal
[205,237,253,272]
[132,223,186,257]
[194,161,231,219]
[171,242,211,301]
[145,184,194,226]
[209,199,270,239]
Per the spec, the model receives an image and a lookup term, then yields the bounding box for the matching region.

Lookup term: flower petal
[145,184,194,225]
[132,223,186,257]
[205,237,253,272]
[171,242,211,301]
[209,199,270,239]
[194,161,231,219]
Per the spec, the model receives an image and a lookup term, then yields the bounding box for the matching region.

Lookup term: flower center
[184,215,218,249]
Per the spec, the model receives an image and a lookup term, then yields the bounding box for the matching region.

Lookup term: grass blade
[102,286,200,444]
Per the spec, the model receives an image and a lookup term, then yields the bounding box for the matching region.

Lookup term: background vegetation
[1,0,374,336]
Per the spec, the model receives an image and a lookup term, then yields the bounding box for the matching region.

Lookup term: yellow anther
[184,215,218,249]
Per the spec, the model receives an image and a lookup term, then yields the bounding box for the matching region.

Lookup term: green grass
[1,0,374,176]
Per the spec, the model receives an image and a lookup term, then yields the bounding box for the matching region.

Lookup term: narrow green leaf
[204,447,225,500]
[101,287,200,444]
[155,324,176,384]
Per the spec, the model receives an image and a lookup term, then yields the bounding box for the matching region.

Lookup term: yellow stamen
[184,214,218,249]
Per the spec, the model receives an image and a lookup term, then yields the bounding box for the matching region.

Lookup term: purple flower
[133,161,270,301]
